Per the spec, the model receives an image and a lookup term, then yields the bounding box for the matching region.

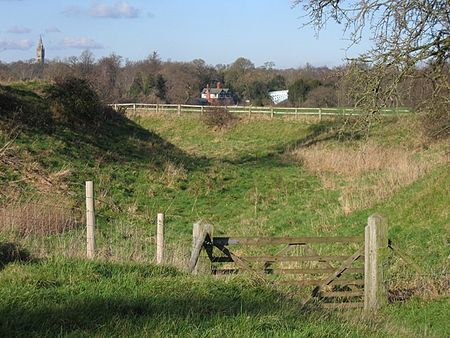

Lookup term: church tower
[36,36,45,65]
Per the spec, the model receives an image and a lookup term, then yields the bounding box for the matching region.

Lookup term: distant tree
[96,53,122,102]
[268,74,286,91]
[245,80,269,106]
[288,78,321,106]
[129,72,144,99]
[223,57,255,100]
[154,74,167,101]
[76,50,95,79]
[304,85,337,107]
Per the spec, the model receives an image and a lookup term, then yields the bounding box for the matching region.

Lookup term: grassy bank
[1,83,448,336]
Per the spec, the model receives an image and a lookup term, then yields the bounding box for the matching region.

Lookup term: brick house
[201,82,235,105]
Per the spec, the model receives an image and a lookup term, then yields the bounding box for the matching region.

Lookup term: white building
[268,90,288,105]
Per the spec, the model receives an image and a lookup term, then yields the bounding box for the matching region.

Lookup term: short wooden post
[295,107,298,119]
[133,103,136,115]
[156,213,164,264]
[248,106,252,118]
[85,181,96,259]
[114,104,117,111]
[270,107,274,119]
[319,108,322,121]
[177,104,181,116]
[156,104,159,114]
[364,214,388,313]
[201,106,204,115]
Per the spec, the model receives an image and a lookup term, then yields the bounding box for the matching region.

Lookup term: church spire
[36,35,45,65]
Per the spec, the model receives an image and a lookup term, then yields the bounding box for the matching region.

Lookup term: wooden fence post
[270,107,274,119]
[177,104,181,116]
[85,181,96,259]
[192,221,201,274]
[156,213,164,264]
[319,108,322,121]
[364,214,388,313]
[133,103,136,115]
[189,221,213,274]
[201,106,204,115]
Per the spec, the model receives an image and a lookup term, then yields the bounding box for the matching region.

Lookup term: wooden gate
[189,215,390,311]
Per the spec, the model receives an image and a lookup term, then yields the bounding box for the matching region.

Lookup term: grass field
[0,83,449,336]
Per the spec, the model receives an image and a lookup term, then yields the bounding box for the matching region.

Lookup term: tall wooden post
[192,221,201,274]
[364,214,388,313]
[85,181,96,259]
[156,213,164,264]
[189,221,213,274]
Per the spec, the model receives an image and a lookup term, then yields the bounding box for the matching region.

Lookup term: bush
[45,77,105,126]
[420,96,450,142]
[201,106,237,130]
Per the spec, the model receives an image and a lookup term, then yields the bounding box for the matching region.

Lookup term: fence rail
[109,103,411,118]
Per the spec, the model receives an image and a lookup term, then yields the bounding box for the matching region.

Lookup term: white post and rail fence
[109,103,411,119]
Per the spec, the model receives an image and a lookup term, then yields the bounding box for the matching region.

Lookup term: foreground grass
[0,259,448,337]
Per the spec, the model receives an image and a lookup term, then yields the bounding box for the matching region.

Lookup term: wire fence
[0,196,181,264]
[0,191,447,296]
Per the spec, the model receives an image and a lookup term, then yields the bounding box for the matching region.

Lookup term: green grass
[0,259,448,337]
[0,85,448,337]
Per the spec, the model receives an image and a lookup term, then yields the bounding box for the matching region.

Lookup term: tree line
[0,51,440,111]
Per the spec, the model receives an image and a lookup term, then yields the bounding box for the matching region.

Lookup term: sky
[0,0,372,68]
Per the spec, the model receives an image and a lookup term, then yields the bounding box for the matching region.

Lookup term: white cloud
[64,1,140,19]
[45,26,61,33]
[7,25,31,34]
[0,38,32,50]
[57,36,103,49]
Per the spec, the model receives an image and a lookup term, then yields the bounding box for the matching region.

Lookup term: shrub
[420,95,450,142]
[201,106,237,130]
[44,77,105,126]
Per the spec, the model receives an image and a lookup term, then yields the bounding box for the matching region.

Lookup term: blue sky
[0,0,371,68]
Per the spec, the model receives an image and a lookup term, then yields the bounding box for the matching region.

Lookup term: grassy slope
[1,84,449,337]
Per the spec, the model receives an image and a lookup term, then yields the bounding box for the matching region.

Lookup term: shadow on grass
[0,242,33,271]
[53,113,209,171]
[221,120,343,168]
[0,281,326,336]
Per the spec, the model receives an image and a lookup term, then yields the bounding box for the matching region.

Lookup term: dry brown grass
[160,162,187,188]
[291,142,447,214]
[0,199,81,236]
